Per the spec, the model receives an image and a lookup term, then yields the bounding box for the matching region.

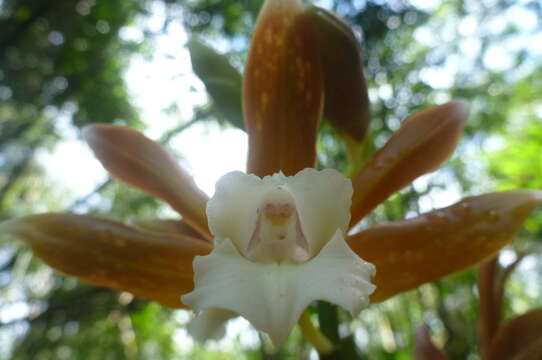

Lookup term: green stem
[343,133,372,179]
[298,309,335,356]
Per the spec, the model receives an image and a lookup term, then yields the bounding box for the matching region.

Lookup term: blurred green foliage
[1,0,541,359]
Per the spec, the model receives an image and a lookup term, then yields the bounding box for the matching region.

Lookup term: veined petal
[84,124,211,239]
[286,168,352,254]
[206,171,282,254]
[348,190,542,302]
[244,0,324,176]
[350,101,468,227]
[182,230,375,344]
[206,169,351,257]
[0,213,212,308]
[132,218,205,241]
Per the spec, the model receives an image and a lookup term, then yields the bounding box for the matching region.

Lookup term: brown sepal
[1,213,212,308]
[244,0,324,176]
[348,190,542,302]
[350,101,468,227]
[84,124,211,239]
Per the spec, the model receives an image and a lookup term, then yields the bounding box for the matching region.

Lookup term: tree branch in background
[494,252,529,317]
[415,324,448,360]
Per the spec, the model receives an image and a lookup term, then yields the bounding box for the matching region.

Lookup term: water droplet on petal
[404,250,415,261]
[427,210,448,225]
[453,202,472,217]
[486,209,500,224]
[371,159,384,170]
[114,238,127,248]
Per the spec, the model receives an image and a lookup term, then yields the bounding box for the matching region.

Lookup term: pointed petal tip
[82,123,110,140]
[449,99,469,113]
[83,124,116,151]
[82,124,140,148]
[185,309,237,344]
[0,218,17,235]
[415,99,470,127]
[447,99,470,122]
[350,100,470,226]
[489,189,542,207]
[0,216,47,238]
[81,123,101,136]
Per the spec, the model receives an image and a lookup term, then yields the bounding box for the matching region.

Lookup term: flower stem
[298,309,335,356]
[343,133,372,179]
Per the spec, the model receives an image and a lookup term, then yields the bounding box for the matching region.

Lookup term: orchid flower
[182,169,376,344]
[2,0,541,352]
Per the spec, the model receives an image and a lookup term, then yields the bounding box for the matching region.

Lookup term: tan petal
[243,0,324,177]
[348,190,542,302]
[132,218,204,240]
[305,4,370,142]
[0,213,212,308]
[488,308,542,360]
[84,124,210,239]
[350,101,469,227]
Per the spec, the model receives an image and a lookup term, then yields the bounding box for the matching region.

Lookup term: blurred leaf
[321,335,362,360]
[188,38,244,130]
[488,121,542,190]
[317,301,340,343]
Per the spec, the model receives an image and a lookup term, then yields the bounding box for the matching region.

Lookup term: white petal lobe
[182,230,376,344]
[186,309,237,343]
[206,169,353,257]
[284,168,353,254]
[206,171,283,254]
